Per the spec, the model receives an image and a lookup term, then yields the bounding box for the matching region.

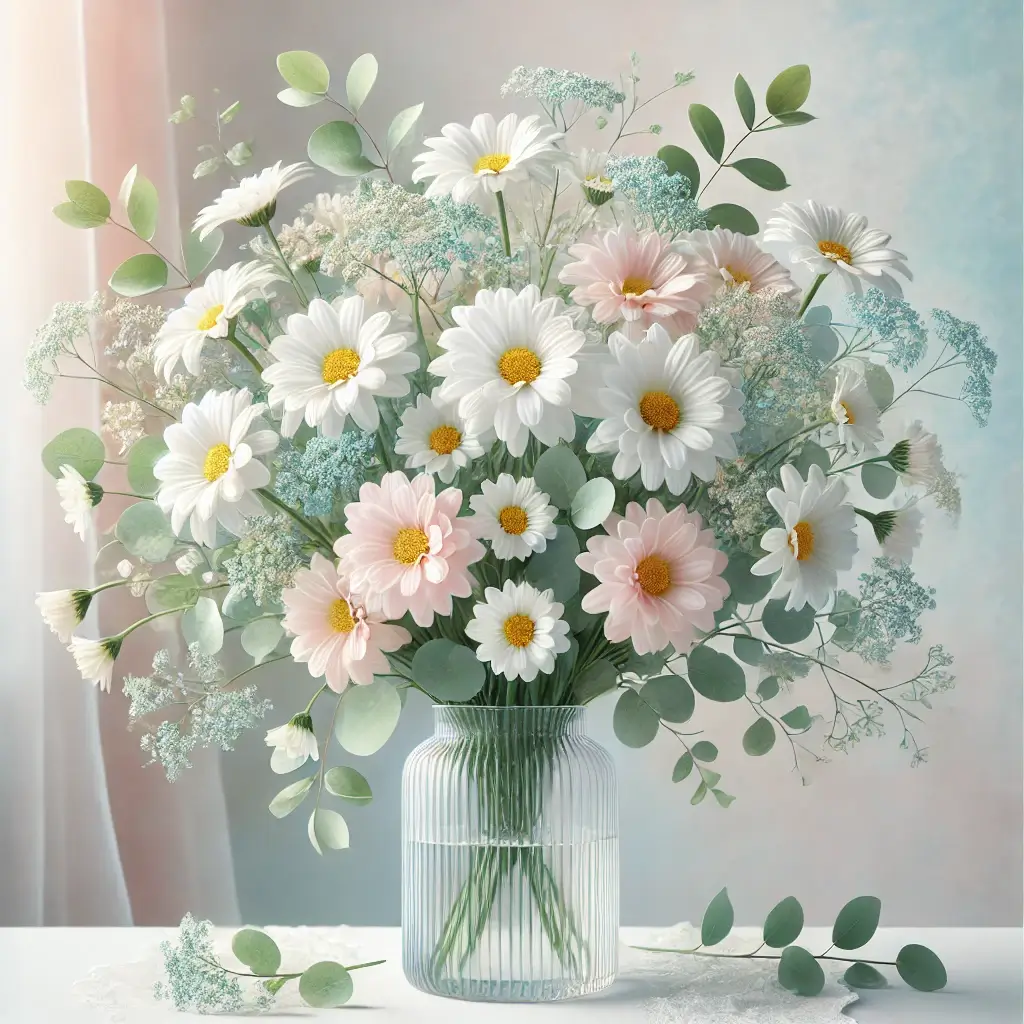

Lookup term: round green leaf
[299,960,353,1008]
[688,103,725,162]
[307,808,350,854]
[412,638,485,701]
[42,427,105,480]
[804,305,832,325]
[656,144,700,194]
[864,362,894,410]
[119,165,159,241]
[324,766,373,804]
[570,476,616,530]
[691,740,718,762]
[763,896,804,947]
[532,445,586,509]
[308,121,378,176]
[756,675,780,701]
[671,752,694,782]
[778,945,825,996]
[222,586,268,623]
[862,462,897,499]
[183,226,223,279]
[109,253,168,297]
[613,688,659,748]
[701,887,734,947]
[895,944,946,992]
[743,716,776,756]
[766,65,812,116]
[805,324,839,361]
[276,50,330,94]
[781,705,812,732]
[63,180,110,223]
[761,600,815,643]
[146,575,200,614]
[277,87,326,107]
[115,501,176,562]
[346,53,378,112]
[729,157,789,191]
[525,525,580,603]
[53,202,108,228]
[792,440,831,477]
[573,658,619,704]
[844,962,888,989]
[241,618,284,664]
[387,102,425,153]
[334,677,401,756]
[734,74,756,130]
[712,788,735,808]
[641,674,695,723]
[231,929,281,976]
[687,646,746,702]
[704,203,759,236]
[733,635,764,666]
[126,436,168,496]
[722,552,774,605]
[182,596,224,655]
[269,775,315,818]
[832,895,881,950]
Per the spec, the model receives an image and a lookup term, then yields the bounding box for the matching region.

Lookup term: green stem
[630,945,900,968]
[495,190,512,258]
[797,273,829,317]
[263,223,308,306]
[102,490,152,500]
[303,683,329,715]
[257,488,334,550]
[226,319,264,375]
[828,454,889,476]
[114,604,194,641]
[196,956,385,980]
[89,578,133,596]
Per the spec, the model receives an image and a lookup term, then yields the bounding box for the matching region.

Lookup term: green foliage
[146,575,200,614]
[119,165,159,241]
[232,929,281,977]
[743,716,776,755]
[308,121,378,176]
[778,945,825,996]
[700,888,734,946]
[299,961,353,1007]
[268,775,315,818]
[54,180,110,228]
[42,427,105,480]
[862,462,897,499]
[573,658,618,703]
[763,896,804,947]
[525,525,580,602]
[334,678,401,756]
[687,646,746,702]
[780,705,812,732]
[613,688,659,748]
[641,674,694,723]
[183,226,223,279]
[656,144,700,193]
[126,435,167,496]
[307,808,350,854]
[412,638,485,701]
[704,203,758,235]
[896,944,947,991]
[109,253,169,297]
[276,50,330,94]
[832,895,881,950]
[844,962,887,989]
[733,635,763,665]
[864,361,894,410]
[387,103,425,153]
[792,440,831,476]
[346,53,378,112]
[182,596,224,655]
[240,618,283,664]
[671,752,693,782]
[532,445,586,508]
[570,476,616,529]
[734,74,756,129]
[115,501,176,562]
[729,157,788,191]
[722,552,773,604]
[688,103,725,162]
[762,600,815,643]
[756,675,780,700]
[324,766,373,804]
[691,740,718,762]
[765,65,811,116]
[278,87,326,107]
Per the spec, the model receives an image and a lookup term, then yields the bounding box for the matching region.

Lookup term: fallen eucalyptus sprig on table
[154,914,384,1013]
[633,889,946,997]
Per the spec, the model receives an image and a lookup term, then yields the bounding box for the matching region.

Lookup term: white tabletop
[0,926,1020,1022]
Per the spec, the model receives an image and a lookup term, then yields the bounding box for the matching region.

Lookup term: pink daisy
[281,553,411,692]
[678,227,800,299]
[334,471,485,627]
[558,224,711,339]
[576,498,730,655]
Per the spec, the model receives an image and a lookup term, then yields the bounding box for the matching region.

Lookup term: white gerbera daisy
[262,295,418,438]
[153,261,282,381]
[394,389,486,484]
[469,474,559,561]
[57,464,102,541]
[764,200,912,295]
[887,421,943,488]
[869,498,924,565]
[37,589,92,644]
[580,325,745,495]
[751,463,858,612]
[571,148,614,206]
[153,388,278,548]
[265,715,320,774]
[193,161,314,240]
[830,367,883,453]
[412,113,564,203]
[678,227,799,299]
[429,285,586,457]
[68,635,122,692]
[464,580,571,682]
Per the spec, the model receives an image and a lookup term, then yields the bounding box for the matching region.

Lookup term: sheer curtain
[0,0,239,926]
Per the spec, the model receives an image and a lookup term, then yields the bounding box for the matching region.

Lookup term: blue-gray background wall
[164,0,1023,926]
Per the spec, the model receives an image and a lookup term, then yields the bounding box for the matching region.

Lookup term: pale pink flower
[677,227,800,299]
[558,224,711,339]
[334,471,485,627]
[281,552,411,692]
[576,498,729,656]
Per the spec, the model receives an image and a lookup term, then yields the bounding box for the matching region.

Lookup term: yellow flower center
[428,424,462,455]
[321,347,361,385]
[197,303,225,332]
[621,275,653,296]
[498,505,528,535]
[473,152,511,174]
[393,527,430,565]
[503,613,535,648]
[327,598,355,633]
[838,400,856,424]
[202,443,232,482]
[635,554,672,596]
[498,346,542,385]
[724,264,751,285]
[788,520,815,561]
[585,174,613,188]
[639,390,681,431]
[818,240,853,264]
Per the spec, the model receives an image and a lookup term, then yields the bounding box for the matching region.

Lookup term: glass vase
[401,705,619,1001]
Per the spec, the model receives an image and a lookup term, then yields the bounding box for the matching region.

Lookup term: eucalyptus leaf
[690,781,708,805]
[729,157,788,191]
[182,596,224,655]
[613,688,659,748]
[307,808,350,854]
[743,716,776,756]
[269,775,315,818]
[733,635,763,666]
[42,427,105,480]
[766,65,812,116]
[119,165,159,241]
[324,766,373,804]
[804,305,832,325]
[109,253,168,297]
[862,462,897,499]
[734,74,756,129]
[688,104,725,162]
[721,552,773,605]
[53,201,109,229]
[126,436,167,496]
[691,740,718,762]
[780,705,812,732]
[63,180,110,222]
[778,945,825,996]
[346,53,378,112]
[219,100,241,123]
[308,121,378,176]
[277,87,326,107]
[704,203,759,235]
[525,525,580,603]
[775,110,816,126]
[712,788,735,808]
[701,888,734,947]
[193,157,224,180]
[573,658,619,703]
[656,144,700,194]
[387,102,425,153]
[672,752,694,782]
[761,600,815,643]
[641,674,695,723]
[411,638,485,701]
[183,226,223,279]
[570,476,616,529]
[334,677,401,756]
[792,440,831,477]
[299,961,353,1007]
[864,361,894,410]
[844,962,888,989]
[115,502,176,562]
[832,895,881,950]
[763,896,804,947]
[895,944,946,991]
[532,445,586,509]
[146,575,200,614]
[241,618,284,664]
[277,50,330,94]
[687,646,746,702]
[226,141,253,167]
[756,675,780,701]
[231,929,281,977]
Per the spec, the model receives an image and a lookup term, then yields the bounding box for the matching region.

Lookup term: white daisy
[262,295,418,438]
[888,421,943,488]
[571,148,614,206]
[870,498,924,565]
[68,635,122,692]
[412,113,564,203]
[580,325,745,495]
[678,227,800,299]
[153,388,278,549]
[265,715,320,774]
[428,285,586,458]
[830,367,883,453]
[153,261,282,381]
[37,589,92,644]
[751,464,858,612]
[394,389,487,484]
[469,474,559,561]
[764,200,912,296]
[57,464,102,541]
[193,161,314,240]
[464,580,571,682]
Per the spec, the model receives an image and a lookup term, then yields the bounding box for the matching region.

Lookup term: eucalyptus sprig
[633,889,947,997]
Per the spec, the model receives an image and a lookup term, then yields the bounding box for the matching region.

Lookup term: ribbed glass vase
[401,705,618,1001]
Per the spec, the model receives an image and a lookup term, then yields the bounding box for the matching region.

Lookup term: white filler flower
[469,474,558,561]
[193,161,313,239]
[394,389,487,484]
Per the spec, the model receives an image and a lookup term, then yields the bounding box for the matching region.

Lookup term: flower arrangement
[31,50,992,856]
